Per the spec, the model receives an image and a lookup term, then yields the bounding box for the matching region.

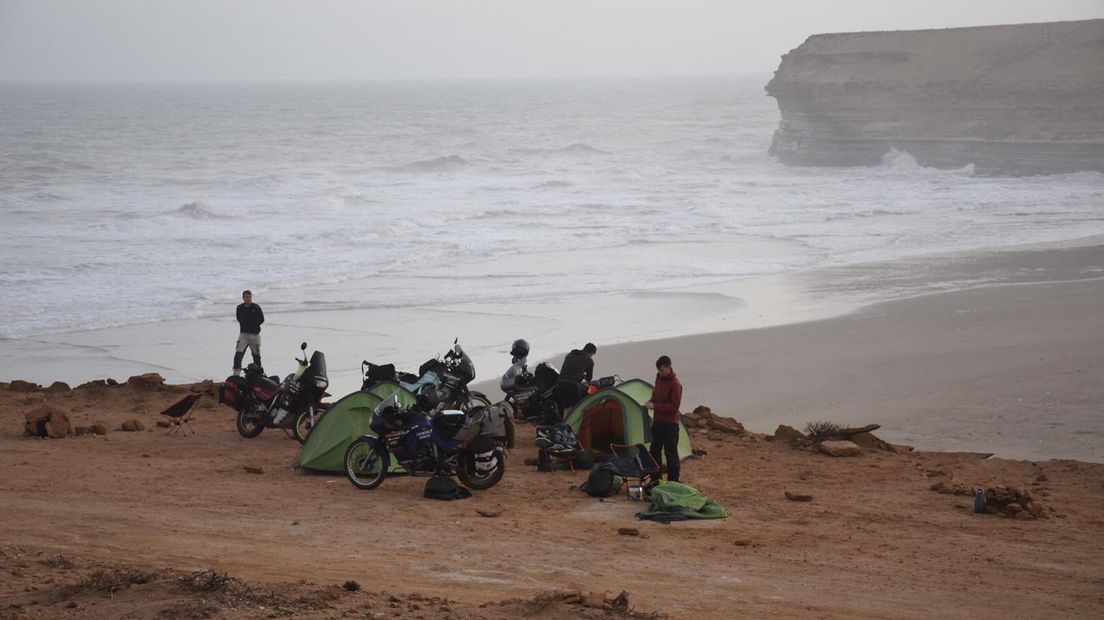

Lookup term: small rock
[692,447,709,457]
[106,378,119,386]
[1036,474,1048,482]
[127,373,165,390]
[733,539,753,547]
[617,528,640,536]
[819,440,861,457]
[771,424,805,442]
[343,580,360,591]
[155,420,171,428]
[89,423,107,435]
[475,510,501,518]
[45,382,71,394]
[784,491,813,502]
[24,405,71,438]
[244,466,265,474]
[120,419,146,432]
[9,380,41,392]
[840,423,881,435]
[848,431,892,451]
[75,426,91,436]
[1013,510,1034,521]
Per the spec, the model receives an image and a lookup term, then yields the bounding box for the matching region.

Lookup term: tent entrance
[576,399,627,457]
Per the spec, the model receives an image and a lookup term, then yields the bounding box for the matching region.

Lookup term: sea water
[2,76,1103,386]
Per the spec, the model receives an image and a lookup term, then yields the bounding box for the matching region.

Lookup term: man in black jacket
[556,342,597,413]
[233,290,264,376]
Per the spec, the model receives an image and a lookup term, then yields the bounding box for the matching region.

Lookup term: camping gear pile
[208,337,721,518]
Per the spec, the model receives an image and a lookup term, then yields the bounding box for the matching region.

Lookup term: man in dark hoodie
[233,290,264,376]
[556,342,597,413]
[645,355,683,483]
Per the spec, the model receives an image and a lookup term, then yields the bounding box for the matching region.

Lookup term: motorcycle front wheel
[236,405,266,438]
[344,438,389,490]
[457,448,505,490]
[293,411,314,444]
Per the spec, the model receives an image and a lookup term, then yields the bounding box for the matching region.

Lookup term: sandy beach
[2,242,1103,618]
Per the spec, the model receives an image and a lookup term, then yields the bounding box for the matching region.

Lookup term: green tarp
[636,481,728,520]
[562,379,692,462]
[296,381,416,472]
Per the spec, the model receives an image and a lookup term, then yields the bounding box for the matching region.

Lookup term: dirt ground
[2,379,1103,619]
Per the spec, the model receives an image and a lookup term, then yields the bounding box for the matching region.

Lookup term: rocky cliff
[765,19,1104,175]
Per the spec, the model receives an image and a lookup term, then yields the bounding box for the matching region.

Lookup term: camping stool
[608,444,660,496]
[160,393,202,436]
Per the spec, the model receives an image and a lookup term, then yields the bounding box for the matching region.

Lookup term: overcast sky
[1,0,1100,81]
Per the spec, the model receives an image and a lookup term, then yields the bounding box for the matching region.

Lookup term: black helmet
[510,339,530,359]
[416,384,440,411]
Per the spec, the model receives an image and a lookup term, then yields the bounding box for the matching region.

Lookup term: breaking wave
[388,154,469,173]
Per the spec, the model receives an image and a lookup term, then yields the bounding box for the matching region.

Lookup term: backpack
[581,463,624,498]
[535,423,582,456]
[423,476,472,501]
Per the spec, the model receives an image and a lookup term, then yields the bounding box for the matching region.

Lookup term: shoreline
[6,240,1104,461]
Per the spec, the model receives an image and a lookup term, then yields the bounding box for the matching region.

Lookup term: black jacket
[559,349,594,383]
[236,303,264,334]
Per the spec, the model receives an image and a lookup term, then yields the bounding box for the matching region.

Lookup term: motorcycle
[500,360,618,426]
[500,361,563,425]
[343,391,511,491]
[218,342,330,443]
[361,339,490,411]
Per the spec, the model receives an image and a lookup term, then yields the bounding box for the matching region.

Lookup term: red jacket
[651,372,683,424]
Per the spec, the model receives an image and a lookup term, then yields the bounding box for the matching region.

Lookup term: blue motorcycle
[343,391,510,491]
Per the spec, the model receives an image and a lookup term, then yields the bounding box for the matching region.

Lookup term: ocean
[2,76,1103,388]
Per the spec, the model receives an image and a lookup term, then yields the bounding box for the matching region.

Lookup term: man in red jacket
[645,355,683,483]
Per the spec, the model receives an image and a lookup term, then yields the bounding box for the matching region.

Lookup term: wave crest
[171,202,233,219]
[388,154,469,173]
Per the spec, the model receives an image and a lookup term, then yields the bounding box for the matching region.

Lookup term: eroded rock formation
[766,19,1104,175]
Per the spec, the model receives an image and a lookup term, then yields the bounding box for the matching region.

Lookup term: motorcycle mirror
[300,342,307,351]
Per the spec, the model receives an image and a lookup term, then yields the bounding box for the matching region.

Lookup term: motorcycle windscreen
[305,351,328,382]
[452,346,476,382]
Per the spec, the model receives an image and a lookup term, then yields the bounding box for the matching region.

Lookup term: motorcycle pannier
[435,410,467,440]
[218,376,248,411]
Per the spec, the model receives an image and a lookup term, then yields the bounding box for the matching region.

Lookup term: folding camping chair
[607,444,661,498]
[159,393,201,436]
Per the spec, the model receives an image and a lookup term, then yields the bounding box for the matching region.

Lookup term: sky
[1,0,1101,81]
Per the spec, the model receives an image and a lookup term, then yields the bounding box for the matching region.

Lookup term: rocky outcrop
[24,405,71,438]
[766,19,1104,176]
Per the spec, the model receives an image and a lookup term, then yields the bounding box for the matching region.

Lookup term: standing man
[556,342,597,412]
[233,290,264,376]
[645,355,683,483]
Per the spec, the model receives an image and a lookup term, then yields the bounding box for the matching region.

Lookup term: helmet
[510,339,530,359]
[416,384,440,411]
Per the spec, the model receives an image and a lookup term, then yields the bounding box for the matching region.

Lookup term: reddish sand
[2,377,1102,619]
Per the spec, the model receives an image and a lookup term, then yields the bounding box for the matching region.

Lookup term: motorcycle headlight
[315,377,329,389]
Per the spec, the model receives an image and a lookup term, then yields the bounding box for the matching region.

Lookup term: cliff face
[765,19,1104,175]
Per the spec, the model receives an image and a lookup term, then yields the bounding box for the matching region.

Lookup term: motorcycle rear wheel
[457,448,505,490]
[462,392,492,411]
[236,405,266,438]
[345,438,388,490]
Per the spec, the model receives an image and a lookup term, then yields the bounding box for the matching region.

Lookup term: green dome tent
[296,381,416,473]
[562,379,692,463]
